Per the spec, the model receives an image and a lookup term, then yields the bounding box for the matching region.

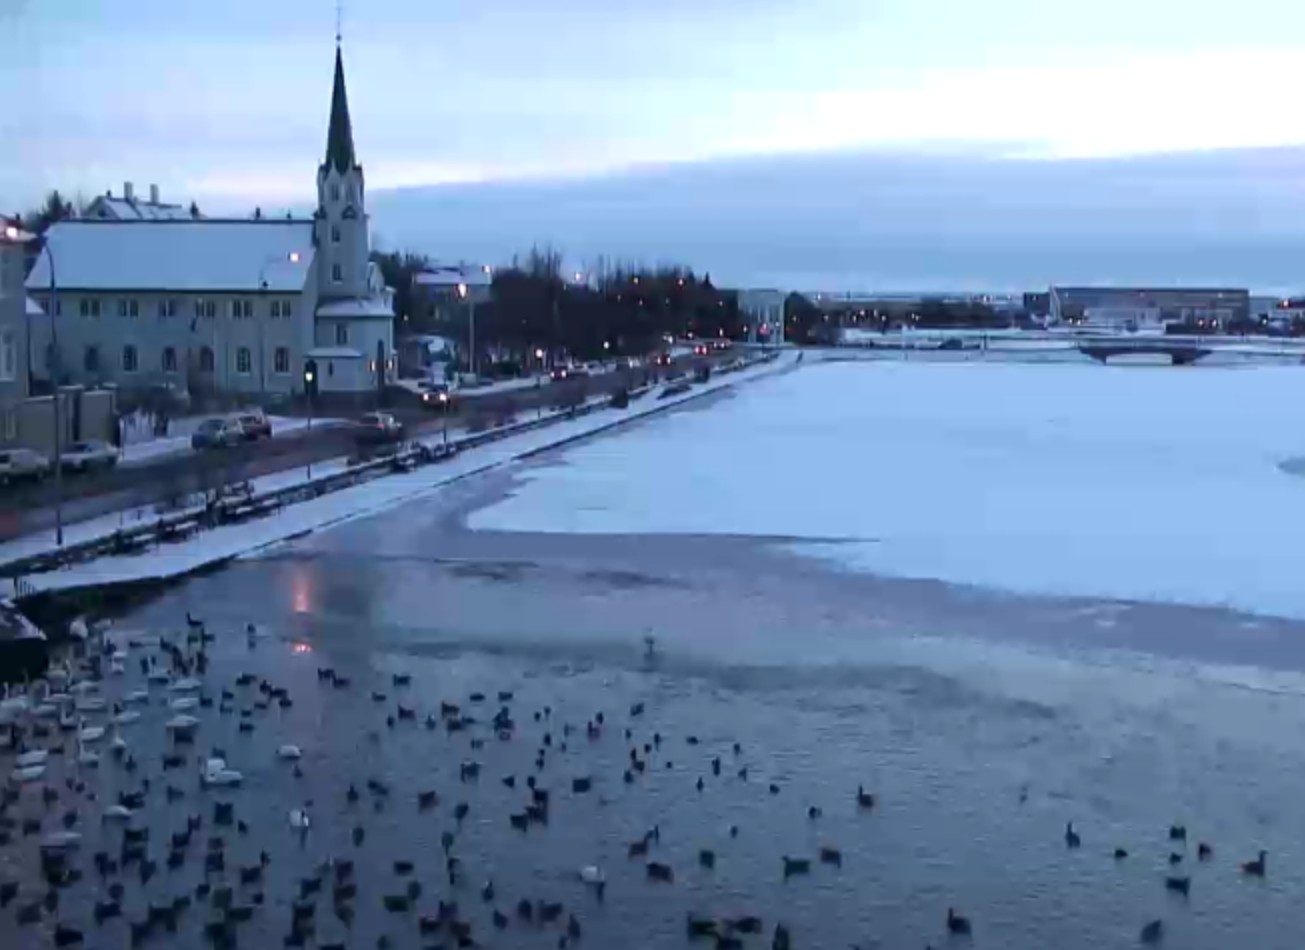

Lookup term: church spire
[324,44,356,174]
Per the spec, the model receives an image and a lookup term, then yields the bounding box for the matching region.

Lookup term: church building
[25,44,394,402]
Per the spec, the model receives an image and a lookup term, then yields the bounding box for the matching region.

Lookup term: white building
[25,44,394,404]
[737,289,786,344]
[85,183,197,221]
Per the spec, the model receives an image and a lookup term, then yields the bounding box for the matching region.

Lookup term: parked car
[692,343,710,356]
[235,410,272,440]
[191,418,245,450]
[0,448,51,485]
[61,440,119,473]
[652,352,673,367]
[355,411,404,444]
[550,365,578,382]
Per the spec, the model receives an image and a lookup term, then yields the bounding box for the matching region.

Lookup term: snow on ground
[11,357,790,593]
[470,359,1305,619]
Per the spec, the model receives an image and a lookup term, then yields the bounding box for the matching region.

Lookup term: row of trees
[379,246,747,365]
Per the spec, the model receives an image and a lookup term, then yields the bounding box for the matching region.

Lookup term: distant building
[25,43,394,402]
[1049,287,1248,332]
[411,263,492,324]
[0,223,33,432]
[737,289,785,344]
[85,183,197,222]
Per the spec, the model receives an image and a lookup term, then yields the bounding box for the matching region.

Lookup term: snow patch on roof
[306,346,364,359]
[26,220,315,293]
[316,297,393,319]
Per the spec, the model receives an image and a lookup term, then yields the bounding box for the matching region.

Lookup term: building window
[0,331,15,382]
[270,301,280,318]
[122,345,138,373]
[79,298,99,317]
[331,224,341,244]
[281,299,293,318]
[236,347,251,374]
[332,263,342,283]
[84,345,99,373]
[199,346,214,373]
[3,410,15,442]
[194,299,204,319]
[334,324,348,346]
[330,182,340,201]
[118,299,138,317]
[205,300,216,318]
[158,299,176,318]
[162,346,177,373]
[231,299,253,319]
[40,296,61,317]
[274,347,290,374]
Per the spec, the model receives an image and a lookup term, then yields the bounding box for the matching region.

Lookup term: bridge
[1077,342,1212,365]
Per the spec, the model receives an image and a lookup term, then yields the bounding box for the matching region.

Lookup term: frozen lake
[472,360,1305,619]
[7,358,1305,949]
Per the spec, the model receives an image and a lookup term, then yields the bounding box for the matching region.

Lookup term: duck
[1065,822,1081,849]
[782,856,811,878]
[946,908,972,935]
[277,745,303,761]
[856,785,876,808]
[1140,919,1164,945]
[1242,850,1267,877]
[1164,875,1190,896]
[1168,824,1186,841]
[1197,842,1213,861]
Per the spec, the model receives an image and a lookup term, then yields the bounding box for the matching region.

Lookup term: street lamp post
[439,391,449,445]
[40,240,65,546]
[456,282,474,379]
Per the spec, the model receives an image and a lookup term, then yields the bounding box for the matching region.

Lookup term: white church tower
[309,42,394,398]
[316,43,369,300]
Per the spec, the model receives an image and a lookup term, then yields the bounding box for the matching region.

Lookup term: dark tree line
[387,245,745,365]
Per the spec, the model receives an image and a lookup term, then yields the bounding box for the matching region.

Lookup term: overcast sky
[5,1,1305,289]
[4,0,1304,209]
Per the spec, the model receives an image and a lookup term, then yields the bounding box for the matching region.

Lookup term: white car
[60,440,119,474]
[0,448,51,485]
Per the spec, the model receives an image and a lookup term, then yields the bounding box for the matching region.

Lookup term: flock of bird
[0,610,1280,949]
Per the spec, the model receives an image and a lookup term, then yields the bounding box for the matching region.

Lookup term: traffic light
[303,359,318,398]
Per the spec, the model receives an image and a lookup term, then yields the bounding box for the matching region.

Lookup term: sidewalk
[5,355,791,594]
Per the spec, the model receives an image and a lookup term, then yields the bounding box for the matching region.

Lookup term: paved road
[0,355,712,542]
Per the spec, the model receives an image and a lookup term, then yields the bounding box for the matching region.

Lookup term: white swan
[68,680,98,695]
[15,748,49,768]
[108,657,126,676]
[112,709,141,725]
[168,677,202,693]
[74,697,106,713]
[78,718,106,743]
[579,865,606,885]
[123,690,149,705]
[288,806,311,830]
[170,697,199,712]
[202,757,243,787]
[147,670,172,684]
[68,617,89,641]
[165,714,199,734]
[109,730,128,755]
[11,763,46,783]
[102,804,134,821]
[77,741,101,767]
[277,744,302,761]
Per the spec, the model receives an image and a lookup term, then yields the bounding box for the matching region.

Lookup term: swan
[102,804,134,822]
[11,763,46,783]
[579,865,605,885]
[277,745,303,761]
[165,714,199,735]
[168,677,202,693]
[78,718,106,743]
[77,741,101,768]
[112,709,141,725]
[203,757,243,786]
[123,690,149,705]
[75,697,106,713]
[108,657,126,676]
[289,805,312,830]
[15,748,49,768]
[68,680,98,695]
[170,697,199,712]
[147,670,171,684]
[109,730,128,755]
[68,617,89,641]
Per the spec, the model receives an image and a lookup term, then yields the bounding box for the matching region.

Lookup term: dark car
[191,418,244,450]
[355,412,404,444]
[235,410,272,440]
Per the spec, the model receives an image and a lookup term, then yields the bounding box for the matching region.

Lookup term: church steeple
[324,44,356,174]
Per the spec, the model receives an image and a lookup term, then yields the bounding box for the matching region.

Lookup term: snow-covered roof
[306,346,363,359]
[26,220,315,293]
[86,196,194,222]
[413,264,492,288]
[26,297,44,316]
[316,297,393,319]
